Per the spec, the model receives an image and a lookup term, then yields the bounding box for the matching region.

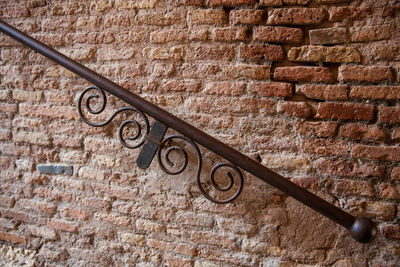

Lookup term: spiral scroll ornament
[77,86,150,149]
[157,135,244,204]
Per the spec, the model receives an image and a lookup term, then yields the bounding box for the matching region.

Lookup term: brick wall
[0,0,399,266]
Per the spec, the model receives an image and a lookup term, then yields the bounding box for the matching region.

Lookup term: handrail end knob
[349,216,378,243]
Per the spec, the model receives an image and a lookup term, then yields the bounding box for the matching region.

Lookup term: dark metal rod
[0,20,377,243]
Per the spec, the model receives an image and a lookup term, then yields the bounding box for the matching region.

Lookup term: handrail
[0,20,377,243]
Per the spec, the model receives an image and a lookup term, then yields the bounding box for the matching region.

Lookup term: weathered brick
[53,135,82,148]
[218,217,257,236]
[28,225,58,240]
[352,145,400,162]
[34,187,72,202]
[144,46,185,60]
[59,47,96,61]
[0,103,18,113]
[78,166,105,181]
[288,46,360,63]
[283,0,311,4]
[0,196,15,208]
[83,198,111,210]
[339,123,387,141]
[339,65,393,83]
[163,80,202,92]
[0,218,17,230]
[2,210,46,225]
[20,103,79,120]
[136,219,164,232]
[350,86,400,100]
[52,3,84,15]
[48,219,77,233]
[12,90,43,102]
[392,128,400,141]
[150,29,187,43]
[310,28,348,46]
[360,202,396,221]
[94,212,130,226]
[211,27,247,41]
[188,230,237,249]
[193,45,235,60]
[192,198,248,215]
[294,121,337,137]
[175,211,214,228]
[136,9,184,25]
[314,158,385,178]
[230,9,264,25]
[380,184,400,200]
[147,239,197,256]
[381,224,400,240]
[90,0,114,12]
[204,82,246,96]
[14,131,51,146]
[378,107,400,124]
[277,102,310,118]
[249,82,292,97]
[260,0,282,6]
[0,129,11,141]
[206,0,256,6]
[254,26,303,43]
[301,138,347,156]
[240,44,284,61]
[267,8,325,25]
[0,6,30,18]
[318,0,352,3]
[326,179,375,197]
[0,231,26,245]
[188,9,227,25]
[115,0,158,9]
[316,102,374,121]
[0,89,9,100]
[274,66,334,83]
[328,7,371,22]
[63,208,88,221]
[97,47,134,61]
[17,199,57,214]
[350,25,391,43]
[296,84,348,100]
[66,32,115,44]
[223,64,270,80]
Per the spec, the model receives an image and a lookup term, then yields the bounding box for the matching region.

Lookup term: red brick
[48,219,78,233]
[274,66,334,83]
[254,26,303,43]
[339,65,393,83]
[194,45,235,60]
[326,179,375,197]
[352,145,400,162]
[296,84,348,100]
[206,0,256,6]
[163,80,202,92]
[267,8,325,25]
[188,9,227,25]
[249,82,292,97]
[350,25,391,43]
[64,208,89,221]
[0,6,30,18]
[392,128,400,141]
[294,121,337,137]
[392,167,400,181]
[0,231,26,245]
[211,27,247,41]
[328,7,371,22]
[175,211,214,228]
[230,9,265,25]
[204,82,246,96]
[314,159,385,178]
[240,44,284,61]
[2,210,46,225]
[309,28,347,45]
[339,123,387,141]
[380,184,400,200]
[316,102,374,121]
[19,103,79,120]
[150,29,188,43]
[301,138,347,156]
[350,86,400,100]
[147,239,197,256]
[277,101,311,118]
[260,0,283,6]
[188,230,237,249]
[381,224,400,240]
[379,107,400,124]
[17,199,57,214]
[223,64,270,80]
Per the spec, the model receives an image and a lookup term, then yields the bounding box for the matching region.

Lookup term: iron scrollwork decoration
[78,86,244,204]
[0,20,378,243]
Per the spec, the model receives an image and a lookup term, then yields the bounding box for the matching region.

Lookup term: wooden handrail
[0,20,377,243]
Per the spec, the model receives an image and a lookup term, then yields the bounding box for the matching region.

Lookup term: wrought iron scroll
[78,86,244,204]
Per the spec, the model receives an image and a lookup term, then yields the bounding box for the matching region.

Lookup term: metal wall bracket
[136,121,168,169]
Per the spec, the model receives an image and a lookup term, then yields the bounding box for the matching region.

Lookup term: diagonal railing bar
[0,20,377,243]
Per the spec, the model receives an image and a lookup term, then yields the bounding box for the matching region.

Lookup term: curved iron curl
[157,135,243,204]
[78,86,150,149]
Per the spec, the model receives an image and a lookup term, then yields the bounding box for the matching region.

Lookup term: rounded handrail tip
[349,217,378,243]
